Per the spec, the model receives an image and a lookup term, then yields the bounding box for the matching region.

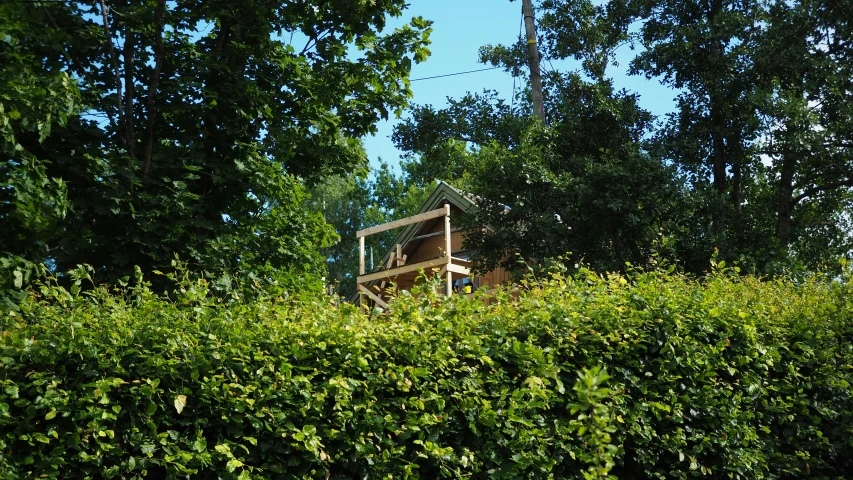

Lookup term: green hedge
[2,266,852,479]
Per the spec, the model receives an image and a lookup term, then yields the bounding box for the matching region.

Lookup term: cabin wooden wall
[395,205,513,291]
[405,227,465,264]
[480,265,512,288]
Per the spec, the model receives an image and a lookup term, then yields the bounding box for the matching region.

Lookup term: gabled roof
[346,181,475,303]
[379,181,475,263]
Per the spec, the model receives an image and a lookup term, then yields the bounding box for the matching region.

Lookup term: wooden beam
[450,257,472,265]
[444,205,452,261]
[396,244,402,266]
[357,257,446,284]
[409,228,463,243]
[359,236,365,275]
[358,285,388,309]
[357,206,449,238]
[357,288,366,313]
[446,269,453,297]
[447,263,470,275]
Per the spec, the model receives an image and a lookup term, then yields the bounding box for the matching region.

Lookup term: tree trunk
[708,0,727,237]
[99,0,125,149]
[521,0,546,124]
[774,29,809,252]
[142,0,166,177]
[710,103,727,235]
[775,152,797,248]
[731,131,744,250]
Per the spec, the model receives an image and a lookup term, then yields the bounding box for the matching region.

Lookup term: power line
[409,66,501,82]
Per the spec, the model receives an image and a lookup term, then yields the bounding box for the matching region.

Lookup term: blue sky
[364,0,679,171]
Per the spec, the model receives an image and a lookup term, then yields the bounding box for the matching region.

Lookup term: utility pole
[522,0,546,124]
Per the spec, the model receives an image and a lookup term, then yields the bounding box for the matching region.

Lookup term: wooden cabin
[350,182,511,309]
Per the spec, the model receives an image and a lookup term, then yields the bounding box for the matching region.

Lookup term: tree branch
[143,0,167,177]
[42,5,121,134]
[300,28,331,55]
[123,29,135,158]
[794,178,853,203]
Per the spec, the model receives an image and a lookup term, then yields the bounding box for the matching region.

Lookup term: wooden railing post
[356,205,463,304]
[359,236,366,311]
[359,236,365,275]
[444,204,452,297]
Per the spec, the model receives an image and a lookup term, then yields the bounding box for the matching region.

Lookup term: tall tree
[2,0,432,293]
[756,0,853,265]
[395,79,682,274]
[394,0,684,274]
[393,90,530,185]
[306,171,371,297]
[597,0,853,269]
[601,0,766,260]
[1,0,79,306]
[515,0,853,271]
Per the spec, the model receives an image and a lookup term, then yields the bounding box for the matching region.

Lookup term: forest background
[2,0,852,302]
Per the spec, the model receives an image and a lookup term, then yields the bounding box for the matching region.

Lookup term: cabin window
[453,250,472,260]
[453,276,479,294]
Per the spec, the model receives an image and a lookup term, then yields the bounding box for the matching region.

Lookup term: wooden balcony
[356,204,471,309]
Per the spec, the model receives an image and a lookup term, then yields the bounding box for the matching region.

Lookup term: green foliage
[397,76,683,274]
[394,0,853,276]
[195,175,336,301]
[305,172,372,297]
[1,0,432,296]
[591,0,853,270]
[2,266,852,478]
[570,367,618,480]
[1,0,80,310]
[392,90,531,185]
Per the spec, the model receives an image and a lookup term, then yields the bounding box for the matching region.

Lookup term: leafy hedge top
[2,265,852,479]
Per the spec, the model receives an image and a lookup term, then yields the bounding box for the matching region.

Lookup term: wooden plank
[357,257,446,284]
[444,211,452,295]
[396,244,402,266]
[358,285,388,309]
[379,253,396,290]
[444,206,452,262]
[357,205,450,238]
[444,209,453,298]
[450,256,472,265]
[447,263,470,275]
[359,237,365,275]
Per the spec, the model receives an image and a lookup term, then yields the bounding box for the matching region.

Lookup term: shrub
[1,265,851,478]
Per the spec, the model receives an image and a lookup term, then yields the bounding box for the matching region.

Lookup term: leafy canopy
[393,0,853,276]
[1,0,432,297]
